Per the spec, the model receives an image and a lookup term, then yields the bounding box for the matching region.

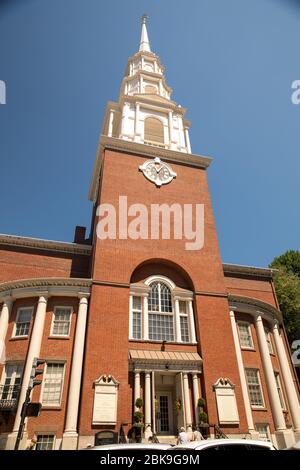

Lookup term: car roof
[173,439,275,449]
[84,443,172,450]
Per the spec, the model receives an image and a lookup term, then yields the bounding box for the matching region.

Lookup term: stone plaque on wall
[92,375,119,425]
[213,378,239,425]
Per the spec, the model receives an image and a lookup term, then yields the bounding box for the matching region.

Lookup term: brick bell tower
[77,16,247,447]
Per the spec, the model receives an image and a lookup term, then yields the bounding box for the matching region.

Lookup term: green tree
[270,250,300,345]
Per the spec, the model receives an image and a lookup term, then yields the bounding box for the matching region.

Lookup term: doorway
[156,391,173,435]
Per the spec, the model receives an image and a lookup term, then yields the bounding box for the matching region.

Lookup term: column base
[61,432,79,450]
[294,430,300,443]
[6,430,28,450]
[144,425,152,440]
[248,430,260,440]
[275,429,295,449]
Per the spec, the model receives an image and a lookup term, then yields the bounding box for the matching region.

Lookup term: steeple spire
[139,14,151,52]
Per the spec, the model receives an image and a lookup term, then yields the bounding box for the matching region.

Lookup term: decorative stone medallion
[139,157,177,187]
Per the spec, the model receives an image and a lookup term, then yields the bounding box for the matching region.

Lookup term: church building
[0,17,300,450]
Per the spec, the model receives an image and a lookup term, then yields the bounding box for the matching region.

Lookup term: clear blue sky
[0,0,299,267]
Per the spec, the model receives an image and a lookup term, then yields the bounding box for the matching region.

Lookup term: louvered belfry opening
[144,117,164,144]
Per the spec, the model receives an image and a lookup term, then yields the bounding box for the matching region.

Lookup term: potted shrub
[133,398,144,443]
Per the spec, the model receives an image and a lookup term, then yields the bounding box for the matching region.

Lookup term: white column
[0,297,13,363]
[151,371,156,435]
[143,296,149,341]
[273,323,300,434]
[188,300,196,343]
[134,102,140,142]
[184,128,192,153]
[174,299,181,342]
[12,294,48,434]
[144,372,152,437]
[192,374,200,426]
[229,311,256,433]
[63,295,89,447]
[0,297,13,343]
[134,372,141,411]
[255,315,286,431]
[183,373,192,432]
[108,110,114,137]
[168,111,173,145]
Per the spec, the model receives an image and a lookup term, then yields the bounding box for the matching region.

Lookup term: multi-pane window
[245,369,264,407]
[255,423,270,441]
[15,308,33,337]
[0,363,23,403]
[264,328,273,354]
[179,301,190,343]
[148,282,174,341]
[42,363,65,405]
[132,297,142,340]
[274,372,286,409]
[237,322,253,349]
[52,308,72,336]
[35,435,55,450]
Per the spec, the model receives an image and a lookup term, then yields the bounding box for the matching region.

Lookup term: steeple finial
[139,14,151,52]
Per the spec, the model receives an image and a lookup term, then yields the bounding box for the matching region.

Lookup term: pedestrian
[192,425,204,441]
[176,426,189,445]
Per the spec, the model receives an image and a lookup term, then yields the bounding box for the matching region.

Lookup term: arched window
[129,276,196,344]
[144,117,164,145]
[148,282,174,341]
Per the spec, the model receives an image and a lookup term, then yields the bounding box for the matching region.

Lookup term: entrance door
[157,392,173,435]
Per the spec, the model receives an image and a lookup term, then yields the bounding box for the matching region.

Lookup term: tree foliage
[270,250,300,345]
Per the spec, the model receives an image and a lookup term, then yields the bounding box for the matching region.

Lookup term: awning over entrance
[129,349,202,372]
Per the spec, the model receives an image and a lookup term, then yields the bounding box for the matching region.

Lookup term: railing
[213,424,228,439]
[0,384,20,410]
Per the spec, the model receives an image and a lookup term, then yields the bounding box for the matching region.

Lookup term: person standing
[192,425,204,441]
[176,427,189,445]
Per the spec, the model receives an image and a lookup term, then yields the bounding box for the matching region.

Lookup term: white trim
[245,368,266,409]
[144,275,176,290]
[12,306,34,339]
[50,306,73,338]
[40,361,66,407]
[237,321,254,350]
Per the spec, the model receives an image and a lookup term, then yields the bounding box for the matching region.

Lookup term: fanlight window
[144,117,164,144]
[129,277,196,344]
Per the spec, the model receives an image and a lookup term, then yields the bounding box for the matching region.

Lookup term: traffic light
[30,357,45,389]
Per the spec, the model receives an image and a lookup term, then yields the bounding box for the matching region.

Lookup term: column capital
[37,293,48,304]
[78,293,90,302]
[1,296,13,307]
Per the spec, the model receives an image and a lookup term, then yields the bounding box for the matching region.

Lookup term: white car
[83,443,172,451]
[172,438,276,451]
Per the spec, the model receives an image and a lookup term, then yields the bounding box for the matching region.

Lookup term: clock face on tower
[139,157,177,187]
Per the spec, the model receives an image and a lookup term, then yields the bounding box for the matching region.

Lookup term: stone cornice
[228,294,282,324]
[223,263,276,279]
[0,277,92,300]
[89,135,212,201]
[0,233,92,256]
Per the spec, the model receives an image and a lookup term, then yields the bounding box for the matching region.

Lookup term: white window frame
[50,306,73,338]
[245,368,265,409]
[12,307,34,338]
[35,433,56,451]
[274,372,286,410]
[264,327,274,354]
[40,362,66,407]
[129,275,196,344]
[255,423,271,441]
[237,322,254,350]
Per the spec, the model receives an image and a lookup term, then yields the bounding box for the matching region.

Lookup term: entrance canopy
[129,349,202,372]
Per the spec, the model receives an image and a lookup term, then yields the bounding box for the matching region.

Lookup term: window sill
[48,336,70,340]
[251,406,267,411]
[41,406,62,411]
[129,338,198,346]
[241,347,255,352]
[10,336,29,341]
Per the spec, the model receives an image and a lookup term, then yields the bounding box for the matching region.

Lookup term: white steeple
[101,16,192,154]
[139,14,151,52]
